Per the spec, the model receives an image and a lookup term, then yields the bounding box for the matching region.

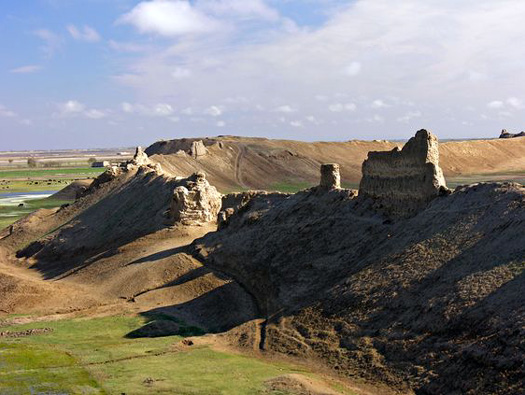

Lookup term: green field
[446,172,525,188]
[0,166,103,229]
[0,314,349,395]
[0,167,105,179]
[0,197,72,230]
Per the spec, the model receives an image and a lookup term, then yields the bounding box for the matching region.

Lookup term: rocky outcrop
[359,129,449,218]
[319,164,341,190]
[169,172,221,226]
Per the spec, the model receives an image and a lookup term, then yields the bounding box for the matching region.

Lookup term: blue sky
[1,0,525,150]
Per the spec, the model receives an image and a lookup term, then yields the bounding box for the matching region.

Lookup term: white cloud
[0,105,17,118]
[34,29,62,57]
[329,103,356,112]
[172,67,192,79]
[120,102,174,117]
[84,109,107,119]
[506,97,523,109]
[216,120,226,127]
[199,0,280,21]
[290,120,302,127]
[344,61,361,76]
[397,111,422,123]
[371,99,388,109]
[275,105,296,113]
[56,100,108,120]
[108,40,150,53]
[205,105,223,117]
[468,71,487,82]
[10,65,42,74]
[107,0,525,140]
[153,103,174,116]
[487,100,504,109]
[117,0,220,37]
[367,114,384,123]
[59,100,85,115]
[121,102,134,113]
[67,24,101,42]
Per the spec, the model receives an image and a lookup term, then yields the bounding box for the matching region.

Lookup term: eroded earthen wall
[359,129,448,218]
[169,172,221,225]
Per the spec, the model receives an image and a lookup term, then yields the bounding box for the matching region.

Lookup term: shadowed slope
[193,182,525,394]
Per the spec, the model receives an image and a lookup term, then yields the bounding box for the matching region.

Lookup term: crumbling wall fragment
[169,171,221,226]
[319,164,341,190]
[190,140,208,158]
[128,146,150,167]
[218,191,289,229]
[359,129,449,218]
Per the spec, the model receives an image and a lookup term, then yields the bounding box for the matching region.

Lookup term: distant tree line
[26,158,62,168]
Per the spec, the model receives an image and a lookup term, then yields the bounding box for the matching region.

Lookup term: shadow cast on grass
[127,282,260,339]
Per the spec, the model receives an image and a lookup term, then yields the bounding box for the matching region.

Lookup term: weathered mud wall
[359,129,448,218]
[319,164,341,190]
[169,172,221,226]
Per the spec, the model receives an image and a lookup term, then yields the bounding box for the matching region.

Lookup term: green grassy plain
[0,166,103,230]
[0,315,347,395]
[0,167,104,179]
[446,172,525,188]
[0,197,71,230]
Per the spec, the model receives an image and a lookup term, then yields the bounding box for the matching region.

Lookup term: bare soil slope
[146,136,525,191]
[0,166,257,332]
[0,136,523,394]
[193,182,525,394]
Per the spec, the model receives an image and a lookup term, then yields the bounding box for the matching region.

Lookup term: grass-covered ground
[0,166,104,230]
[0,167,105,179]
[0,314,349,394]
[0,197,71,230]
[446,172,525,188]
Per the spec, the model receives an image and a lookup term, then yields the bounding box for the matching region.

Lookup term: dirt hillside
[0,164,257,334]
[193,182,525,394]
[0,135,523,394]
[146,136,525,191]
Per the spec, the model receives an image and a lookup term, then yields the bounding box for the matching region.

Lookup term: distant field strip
[0,167,105,179]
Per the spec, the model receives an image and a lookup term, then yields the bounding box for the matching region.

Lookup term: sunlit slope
[146,136,525,191]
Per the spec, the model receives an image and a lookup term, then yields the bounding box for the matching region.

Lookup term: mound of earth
[0,161,258,331]
[0,246,102,314]
[145,135,525,191]
[0,132,523,394]
[264,374,341,395]
[192,180,524,394]
[51,179,93,200]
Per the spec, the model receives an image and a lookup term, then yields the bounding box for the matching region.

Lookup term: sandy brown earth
[0,168,257,334]
[0,135,523,394]
[146,136,525,191]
